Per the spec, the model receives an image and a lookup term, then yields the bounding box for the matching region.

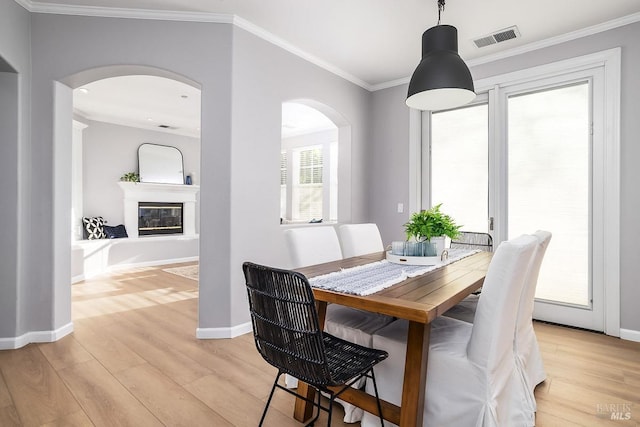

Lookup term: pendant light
[406,0,475,111]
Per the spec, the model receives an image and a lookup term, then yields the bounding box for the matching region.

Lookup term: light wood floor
[0,263,638,426]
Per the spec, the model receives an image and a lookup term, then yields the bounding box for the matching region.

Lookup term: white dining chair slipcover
[338,223,385,258]
[284,226,343,268]
[283,226,393,423]
[361,234,538,427]
[444,230,552,410]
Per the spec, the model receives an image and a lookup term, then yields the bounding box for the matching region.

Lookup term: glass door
[425,98,489,234]
[504,77,603,331]
[425,67,607,331]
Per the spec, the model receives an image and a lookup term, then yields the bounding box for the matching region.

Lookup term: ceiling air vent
[473,26,520,48]
[158,124,178,130]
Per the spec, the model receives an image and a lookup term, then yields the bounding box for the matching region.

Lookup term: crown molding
[26,1,233,23]
[14,2,640,93]
[466,11,640,69]
[232,16,371,91]
[16,0,371,90]
[370,76,410,92]
[14,0,32,11]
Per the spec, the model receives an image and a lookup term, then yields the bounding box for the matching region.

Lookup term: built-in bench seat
[71,234,199,283]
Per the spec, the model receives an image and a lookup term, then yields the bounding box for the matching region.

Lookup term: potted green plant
[120,172,140,183]
[404,204,461,256]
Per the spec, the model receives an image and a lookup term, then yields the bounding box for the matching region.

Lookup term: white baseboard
[620,328,640,342]
[0,322,74,350]
[196,322,252,339]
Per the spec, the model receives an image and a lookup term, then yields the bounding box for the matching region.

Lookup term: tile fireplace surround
[118,181,199,238]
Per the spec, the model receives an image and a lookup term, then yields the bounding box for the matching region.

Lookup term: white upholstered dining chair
[361,234,538,427]
[283,226,394,423]
[444,230,552,411]
[338,223,384,258]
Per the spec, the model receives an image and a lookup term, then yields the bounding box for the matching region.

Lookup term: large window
[281,103,338,223]
[421,49,620,333]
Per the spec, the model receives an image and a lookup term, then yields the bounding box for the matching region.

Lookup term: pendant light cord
[437,0,445,25]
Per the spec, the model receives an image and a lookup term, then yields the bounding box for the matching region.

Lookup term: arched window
[280,102,338,224]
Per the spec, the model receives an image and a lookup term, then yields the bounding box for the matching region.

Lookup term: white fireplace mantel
[118,181,199,238]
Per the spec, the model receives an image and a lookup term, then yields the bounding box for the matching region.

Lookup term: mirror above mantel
[138,143,185,184]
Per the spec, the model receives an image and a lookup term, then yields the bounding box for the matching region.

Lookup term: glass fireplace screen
[138,202,183,236]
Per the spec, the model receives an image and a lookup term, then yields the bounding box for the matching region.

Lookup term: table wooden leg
[399,321,431,427]
[293,382,315,422]
[293,301,328,422]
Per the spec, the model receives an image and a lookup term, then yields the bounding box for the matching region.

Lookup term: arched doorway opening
[54,65,202,333]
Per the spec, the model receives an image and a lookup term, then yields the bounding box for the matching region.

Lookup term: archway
[54,65,202,336]
[281,99,352,224]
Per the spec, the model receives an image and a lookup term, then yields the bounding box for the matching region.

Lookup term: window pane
[508,82,590,306]
[299,147,323,185]
[431,104,489,232]
[293,185,323,220]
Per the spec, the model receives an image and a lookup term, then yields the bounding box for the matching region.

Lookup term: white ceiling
[74,75,202,138]
[59,0,640,136]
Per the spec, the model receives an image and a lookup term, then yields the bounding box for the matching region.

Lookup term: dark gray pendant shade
[406,24,475,111]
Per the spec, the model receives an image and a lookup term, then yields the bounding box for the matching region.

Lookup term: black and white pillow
[82,216,106,240]
[104,224,128,239]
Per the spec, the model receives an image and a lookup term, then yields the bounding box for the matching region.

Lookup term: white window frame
[281,131,338,224]
[410,48,621,336]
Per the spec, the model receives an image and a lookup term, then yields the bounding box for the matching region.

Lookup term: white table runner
[309,249,479,296]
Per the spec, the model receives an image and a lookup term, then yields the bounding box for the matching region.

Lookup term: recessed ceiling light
[78,88,89,94]
[181,95,188,99]
[147,117,154,122]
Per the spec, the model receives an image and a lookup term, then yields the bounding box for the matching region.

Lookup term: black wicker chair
[242,262,388,427]
[450,231,494,252]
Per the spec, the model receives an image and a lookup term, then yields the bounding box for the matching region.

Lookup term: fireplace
[138,202,183,236]
[119,182,199,238]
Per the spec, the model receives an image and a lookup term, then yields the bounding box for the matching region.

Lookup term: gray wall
[369,85,413,244]
[225,26,372,325]
[5,11,372,340]
[82,120,201,233]
[29,13,233,335]
[0,1,31,339]
[369,22,640,332]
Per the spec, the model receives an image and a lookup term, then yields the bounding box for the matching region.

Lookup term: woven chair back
[451,231,494,252]
[242,262,333,385]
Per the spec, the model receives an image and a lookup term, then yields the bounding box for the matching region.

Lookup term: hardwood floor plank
[537,377,638,426]
[115,363,232,426]
[0,370,13,408]
[58,359,163,427]
[185,374,302,427]
[0,345,82,426]
[0,405,22,426]
[37,334,94,371]
[41,410,95,427]
[70,320,147,374]
[90,311,213,386]
[624,370,640,387]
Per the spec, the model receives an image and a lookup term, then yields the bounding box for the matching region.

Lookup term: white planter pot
[430,236,451,257]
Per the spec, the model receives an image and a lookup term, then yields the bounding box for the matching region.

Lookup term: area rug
[163,265,199,281]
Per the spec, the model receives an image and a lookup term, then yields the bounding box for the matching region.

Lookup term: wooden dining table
[291,250,493,427]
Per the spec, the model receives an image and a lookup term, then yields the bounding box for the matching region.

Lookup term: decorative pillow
[82,217,106,240]
[104,224,128,239]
